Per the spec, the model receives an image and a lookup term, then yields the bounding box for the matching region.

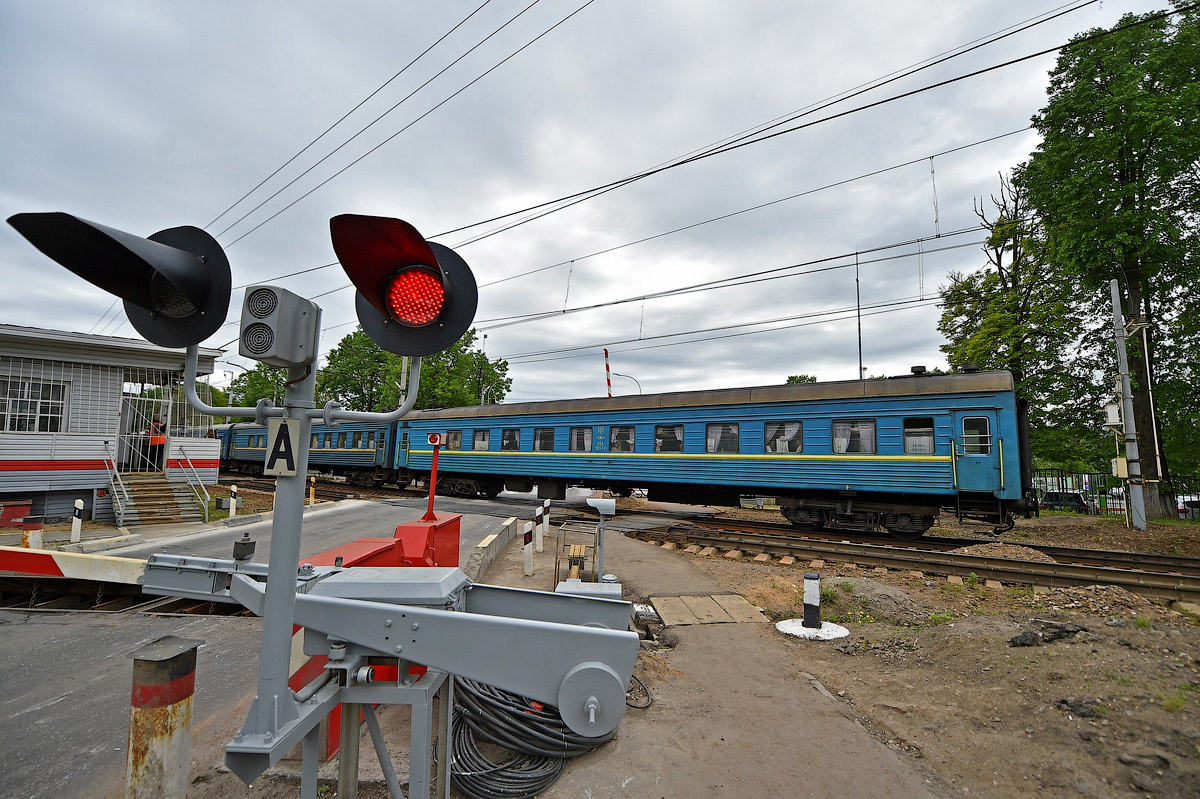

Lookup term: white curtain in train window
[570,426,592,452]
[706,423,739,453]
[832,419,875,453]
[765,421,803,453]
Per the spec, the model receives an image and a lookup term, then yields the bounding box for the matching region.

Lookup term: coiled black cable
[450,676,617,799]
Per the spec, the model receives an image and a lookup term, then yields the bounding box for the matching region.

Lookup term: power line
[220,0,596,248]
[477,129,1027,289]
[443,1,1100,247]
[477,230,982,330]
[205,1,497,232]
[504,295,945,364]
[429,2,1184,247]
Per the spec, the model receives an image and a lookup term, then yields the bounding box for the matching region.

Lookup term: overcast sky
[0,1,1162,402]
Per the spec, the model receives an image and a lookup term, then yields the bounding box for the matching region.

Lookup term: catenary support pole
[1110,280,1147,531]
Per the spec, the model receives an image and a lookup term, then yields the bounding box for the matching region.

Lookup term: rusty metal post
[125,636,204,799]
[21,516,43,549]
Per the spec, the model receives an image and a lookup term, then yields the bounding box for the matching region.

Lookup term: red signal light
[386,266,445,326]
[330,213,477,356]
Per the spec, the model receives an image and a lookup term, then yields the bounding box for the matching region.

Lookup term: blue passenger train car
[217,369,1033,536]
[400,369,1033,536]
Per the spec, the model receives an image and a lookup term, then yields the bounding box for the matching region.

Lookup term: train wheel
[883,513,931,540]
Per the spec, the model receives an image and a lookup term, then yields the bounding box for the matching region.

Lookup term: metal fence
[1033,468,1198,518]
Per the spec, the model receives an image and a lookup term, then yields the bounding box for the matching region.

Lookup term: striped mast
[604,348,612,397]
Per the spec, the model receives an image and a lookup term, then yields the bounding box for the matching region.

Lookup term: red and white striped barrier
[0,545,145,584]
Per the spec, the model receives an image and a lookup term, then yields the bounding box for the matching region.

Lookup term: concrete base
[554,578,623,599]
[775,618,850,640]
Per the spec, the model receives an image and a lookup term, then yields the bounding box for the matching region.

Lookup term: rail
[177,446,211,523]
[102,440,130,527]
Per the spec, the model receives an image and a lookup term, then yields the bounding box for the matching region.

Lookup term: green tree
[1018,6,1200,509]
[939,175,1110,469]
[786,374,818,384]
[317,327,511,411]
[229,363,288,410]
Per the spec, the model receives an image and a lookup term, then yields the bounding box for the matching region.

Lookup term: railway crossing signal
[6,212,231,348]
[329,214,478,356]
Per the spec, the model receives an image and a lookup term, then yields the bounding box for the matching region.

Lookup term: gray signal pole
[1110,279,1147,531]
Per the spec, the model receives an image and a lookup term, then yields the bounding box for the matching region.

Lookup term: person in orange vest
[148,414,165,470]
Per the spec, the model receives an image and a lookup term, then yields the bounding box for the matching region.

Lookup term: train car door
[951,411,1000,493]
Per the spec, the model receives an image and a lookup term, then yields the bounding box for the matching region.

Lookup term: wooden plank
[679,594,734,624]
[651,595,698,626]
[711,593,770,623]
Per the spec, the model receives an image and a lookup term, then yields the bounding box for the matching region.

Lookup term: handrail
[177,445,211,523]
[102,440,131,527]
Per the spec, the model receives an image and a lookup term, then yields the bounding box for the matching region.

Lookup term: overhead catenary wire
[205,0,497,232]
[220,0,597,248]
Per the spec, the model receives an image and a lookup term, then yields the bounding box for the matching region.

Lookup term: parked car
[1040,491,1093,514]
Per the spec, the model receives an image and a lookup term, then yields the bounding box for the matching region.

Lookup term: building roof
[0,324,222,374]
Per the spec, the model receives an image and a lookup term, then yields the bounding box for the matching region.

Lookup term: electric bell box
[239,285,321,368]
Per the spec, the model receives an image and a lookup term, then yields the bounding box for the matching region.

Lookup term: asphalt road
[0,499,521,799]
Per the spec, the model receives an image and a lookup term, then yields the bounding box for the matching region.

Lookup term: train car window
[501,429,520,451]
[655,424,684,452]
[706,423,739,453]
[353,432,363,448]
[446,430,462,450]
[473,430,490,451]
[904,418,935,454]
[377,433,386,449]
[337,433,346,448]
[962,417,992,455]
[400,431,408,450]
[323,433,332,448]
[367,432,375,447]
[311,434,319,449]
[569,427,593,452]
[764,421,803,453]
[533,428,555,451]
[609,425,635,452]
[832,419,876,453]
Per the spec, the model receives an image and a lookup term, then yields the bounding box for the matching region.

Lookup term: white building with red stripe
[0,324,222,523]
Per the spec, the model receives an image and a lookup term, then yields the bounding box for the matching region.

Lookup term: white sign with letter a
[264,417,301,477]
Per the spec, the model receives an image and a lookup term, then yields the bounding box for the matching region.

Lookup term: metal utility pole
[1110,280,1147,531]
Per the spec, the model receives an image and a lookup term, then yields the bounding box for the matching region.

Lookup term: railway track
[689,518,1200,576]
[644,521,1200,603]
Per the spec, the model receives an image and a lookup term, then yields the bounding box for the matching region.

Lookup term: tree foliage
[229,363,288,410]
[785,374,818,384]
[1018,6,1200,498]
[317,328,510,412]
[939,176,1110,469]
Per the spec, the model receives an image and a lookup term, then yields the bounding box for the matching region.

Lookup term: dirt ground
[175,504,1198,798]
[683,508,1200,798]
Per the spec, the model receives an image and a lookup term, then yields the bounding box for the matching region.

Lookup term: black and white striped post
[803,572,822,628]
[523,521,535,576]
[775,571,849,641]
[534,502,545,553]
[229,485,238,518]
[70,498,84,544]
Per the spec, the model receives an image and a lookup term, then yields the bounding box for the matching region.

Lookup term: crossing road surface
[0,500,515,799]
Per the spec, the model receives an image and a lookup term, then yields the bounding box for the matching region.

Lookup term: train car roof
[408,370,1015,421]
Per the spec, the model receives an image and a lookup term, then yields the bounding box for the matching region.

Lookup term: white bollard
[541,499,551,544]
[523,522,534,576]
[70,499,84,543]
[229,485,238,517]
